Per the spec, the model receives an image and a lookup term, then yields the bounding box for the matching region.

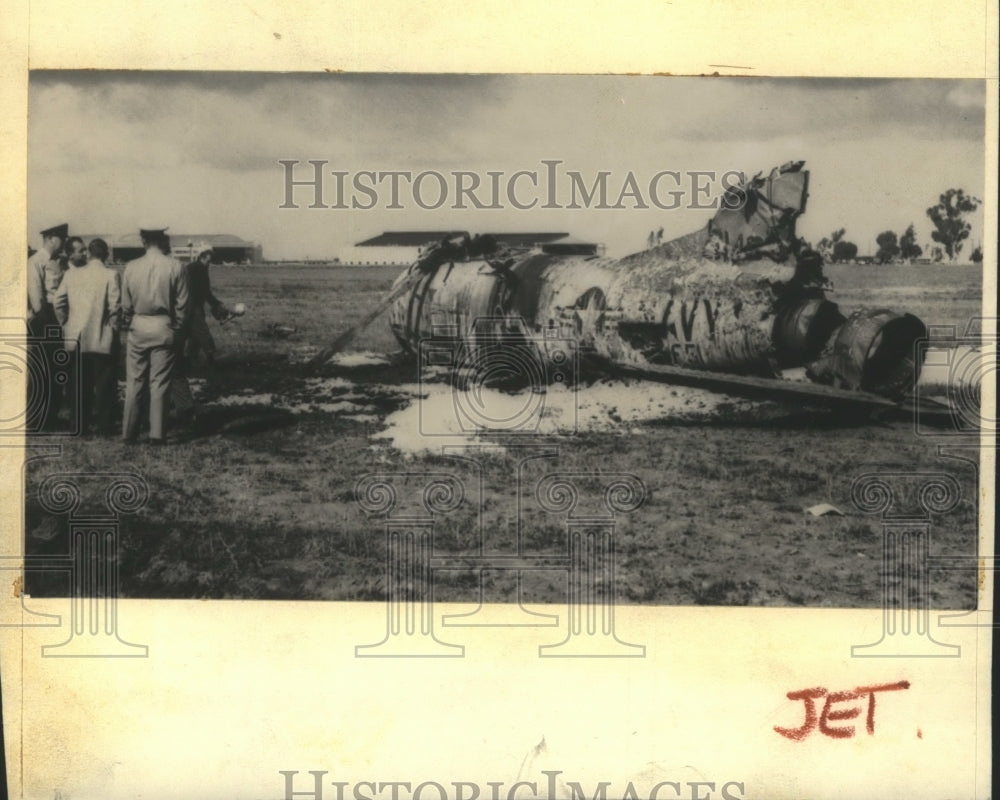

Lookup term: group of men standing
[27,223,230,443]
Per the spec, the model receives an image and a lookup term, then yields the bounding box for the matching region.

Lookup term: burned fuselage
[387,162,925,402]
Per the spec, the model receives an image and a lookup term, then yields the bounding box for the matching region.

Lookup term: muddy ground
[23,263,985,607]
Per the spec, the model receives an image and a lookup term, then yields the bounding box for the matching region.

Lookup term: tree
[875,231,900,264]
[818,228,846,263]
[926,189,981,261]
[970,247,982,264]
[832,240,858,263]
[899,224,922,262]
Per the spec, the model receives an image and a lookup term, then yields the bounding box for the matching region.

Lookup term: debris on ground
[805,503,844,517]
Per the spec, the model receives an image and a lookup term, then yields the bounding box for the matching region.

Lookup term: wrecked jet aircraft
[311,162,927,411]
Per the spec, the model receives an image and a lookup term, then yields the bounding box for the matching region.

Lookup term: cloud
[945,81,985,109]
[29,73,985,179]
[27,72,987,259]
[29,71,509,173]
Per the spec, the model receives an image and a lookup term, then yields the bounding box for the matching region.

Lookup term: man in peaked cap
[120,226,189,444]
[27,223,68,325]
[27,223,69,432]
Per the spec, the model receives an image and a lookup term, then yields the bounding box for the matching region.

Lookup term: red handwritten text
[774,681,911,740]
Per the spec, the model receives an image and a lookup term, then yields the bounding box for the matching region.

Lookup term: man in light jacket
[120,227,189,444]
[53,238,122,434]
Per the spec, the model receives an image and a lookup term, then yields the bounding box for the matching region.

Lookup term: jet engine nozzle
[806,309,927,400]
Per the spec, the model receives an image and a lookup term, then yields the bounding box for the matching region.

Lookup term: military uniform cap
[40,223,69,239]
[139,225,170,236]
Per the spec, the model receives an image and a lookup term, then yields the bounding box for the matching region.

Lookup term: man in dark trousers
[53,238,121,434]
[184,242,229,368]
[169,242,230,422]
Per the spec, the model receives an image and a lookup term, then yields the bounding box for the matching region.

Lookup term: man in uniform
[53,238,122,434]
[27,223,68,432]
[120,227,189,444]
[27,223,68,330]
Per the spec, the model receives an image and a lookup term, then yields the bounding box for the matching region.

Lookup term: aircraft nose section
[806,309,927,399]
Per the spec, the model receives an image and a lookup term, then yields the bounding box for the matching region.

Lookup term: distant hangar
[73,232,262,264]
[341,231,601,266]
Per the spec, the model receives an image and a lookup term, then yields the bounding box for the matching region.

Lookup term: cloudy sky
[28,73,986,259]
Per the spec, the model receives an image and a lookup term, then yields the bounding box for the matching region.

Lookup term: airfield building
[341,231,599,266]
[109,233,261,264]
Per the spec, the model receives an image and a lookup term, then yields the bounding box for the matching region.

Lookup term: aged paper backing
[1,2,997,798]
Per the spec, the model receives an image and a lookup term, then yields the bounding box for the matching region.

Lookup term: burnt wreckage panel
[382,162,926,404]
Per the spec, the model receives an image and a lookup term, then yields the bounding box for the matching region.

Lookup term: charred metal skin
[388,162,925,402]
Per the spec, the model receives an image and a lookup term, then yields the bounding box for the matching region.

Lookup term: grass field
[824,262,984,337]
[23,261,985,607]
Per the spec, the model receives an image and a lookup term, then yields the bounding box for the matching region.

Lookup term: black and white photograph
[1,8,995,797]
[21,73,987,610]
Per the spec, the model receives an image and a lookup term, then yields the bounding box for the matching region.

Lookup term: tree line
[811,188,982,265]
